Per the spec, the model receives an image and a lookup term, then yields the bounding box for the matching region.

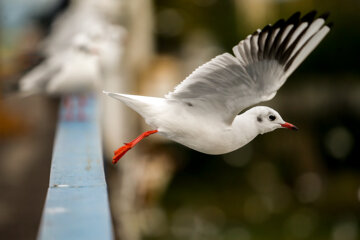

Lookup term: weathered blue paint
[38,96,113,240]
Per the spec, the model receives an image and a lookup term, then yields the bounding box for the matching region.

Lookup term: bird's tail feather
[3,90,41,102]
[103,91,165,121]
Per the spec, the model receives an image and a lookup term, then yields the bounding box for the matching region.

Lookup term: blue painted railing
[37,97,113,240]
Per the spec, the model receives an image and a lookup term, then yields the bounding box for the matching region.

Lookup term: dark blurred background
[1,0,360,240]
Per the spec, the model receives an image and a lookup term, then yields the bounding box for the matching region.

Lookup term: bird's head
[72,33,99,55]
[248,106,298,134]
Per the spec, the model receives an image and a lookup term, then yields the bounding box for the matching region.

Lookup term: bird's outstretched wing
[166,11,331,124]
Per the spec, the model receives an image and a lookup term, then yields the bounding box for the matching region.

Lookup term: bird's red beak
[281,122,298,131]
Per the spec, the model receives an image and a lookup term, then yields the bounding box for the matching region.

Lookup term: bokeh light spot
[156,8,184,37]
[332,219,358,240]
[224,227,251,240]
[285,209,317,239]
[325,126,354,160]
[295,172,323,203]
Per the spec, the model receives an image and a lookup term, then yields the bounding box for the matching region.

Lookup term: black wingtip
[327,22,334,28]
[272,19,285,29]
[301,10,317,23]
[286,11,301,25]
[319,12,330,21]
[261,24,271,32]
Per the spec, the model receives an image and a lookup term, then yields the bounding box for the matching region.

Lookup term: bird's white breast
[154,103,258,155]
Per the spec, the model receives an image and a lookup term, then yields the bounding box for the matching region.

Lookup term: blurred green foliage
[149,1,360,240]
[154,0,360,74]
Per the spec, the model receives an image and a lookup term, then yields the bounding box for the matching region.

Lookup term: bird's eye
[269,115,276,121]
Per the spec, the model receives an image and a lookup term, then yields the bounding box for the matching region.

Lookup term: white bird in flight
[104,11,332,164]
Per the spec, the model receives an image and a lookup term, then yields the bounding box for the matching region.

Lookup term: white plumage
[41,0,120,57]
[20,33,101,96]
[104,11,332,163]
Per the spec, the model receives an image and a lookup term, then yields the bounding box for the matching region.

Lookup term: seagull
[20,33,101,120]
[93,25,127,77]
[104,11,332,164]
[41,0,108,56]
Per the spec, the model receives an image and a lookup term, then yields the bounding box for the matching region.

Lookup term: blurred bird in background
[40,0,122,57]
[1,1,134,236]
[15,0,127,121]
[19,33,101,120]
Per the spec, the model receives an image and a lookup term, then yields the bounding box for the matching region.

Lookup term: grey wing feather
[166,11,331,124]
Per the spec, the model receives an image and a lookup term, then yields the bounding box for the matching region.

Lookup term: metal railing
[37,97,113,240]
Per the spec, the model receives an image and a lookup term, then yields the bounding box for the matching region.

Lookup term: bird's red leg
[64,96,74,121]
[78,95,87,121]
[112,130,158,164]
